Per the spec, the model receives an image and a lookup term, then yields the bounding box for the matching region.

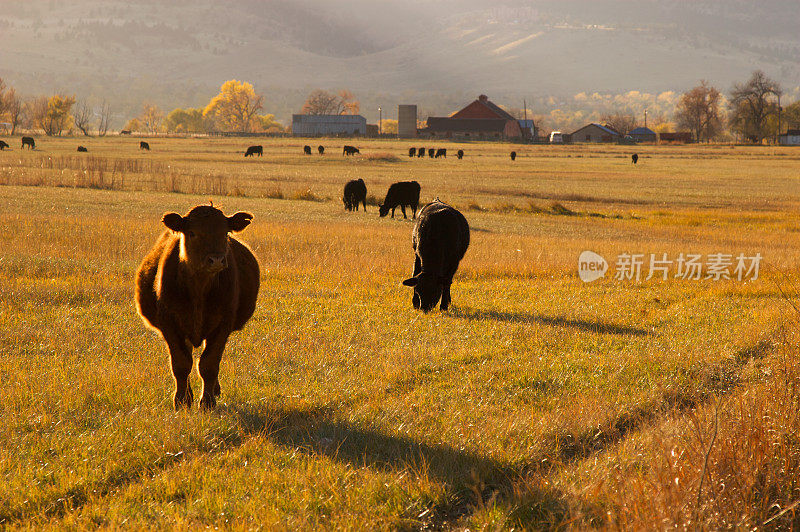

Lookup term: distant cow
[402,200,470,312]
[435,148,446,158]
[120,130,131,135]
[632,153,639,164]
[244,145,263,157]
[428,148,435,158]
[135,205,260,410]
[457,149,464,159]
[417,147,425,158]
[140,141,150,151]
[409,147,416,157]
[304,145,312,155]
[343,145,360,156]
[343,178,367,212]
[379,181,421,219]
[21,137,35,150]
[77,146,88,152]
[318,145,325,155]
[510,151,516,161]
[0,140,9,150]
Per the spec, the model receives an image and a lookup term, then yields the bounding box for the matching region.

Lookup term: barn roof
[450,95,516,121]
[629,126,656,136]
[425,117,509,133]
[571,123,621,136]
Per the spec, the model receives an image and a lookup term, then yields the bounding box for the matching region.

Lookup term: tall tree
[301,89,359,115]
[782,100,800,131]
[729,70,782,143]
[139,102,164,134]
[600,112,637,136]
[31,94,76,136]
[203,80,263,133]
[73,100,93,136]
[675,81,723,142]
[97,100,111,137]
[4,89,24,134]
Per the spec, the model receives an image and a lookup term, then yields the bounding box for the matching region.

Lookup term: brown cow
[135,205,260,410]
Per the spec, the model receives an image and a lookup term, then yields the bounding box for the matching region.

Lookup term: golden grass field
[1,136,799,529]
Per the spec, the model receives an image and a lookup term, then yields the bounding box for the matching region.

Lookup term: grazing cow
[318,145,325,155]
[379,181,421,219]
[457,149,464,159]
[304,145,312,155]
[417,147,425,158]
[435,148,447,158]
[244,145,263,157]
[343,145,360,156]
[510,151,516,161]
[21,136,35,150]
[0,140,9,150]
[402,200,470,312]
[140,141,150,151]
[631,153,639,164]
[343,178,367,212]
[135,205,260,410]
[77,146,88,152]
[409,147,416,157]
[120,130,131,135]
[428,148,435,158]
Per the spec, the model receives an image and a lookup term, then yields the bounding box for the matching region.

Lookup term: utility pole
[644,109,648,128]
[378,106,382,136]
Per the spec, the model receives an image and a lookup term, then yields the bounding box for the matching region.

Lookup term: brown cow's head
[162,206,252,274]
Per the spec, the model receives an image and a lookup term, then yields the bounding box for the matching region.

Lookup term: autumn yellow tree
[31,94,76,136]
[203,80,264,132]
[139,102,164,134]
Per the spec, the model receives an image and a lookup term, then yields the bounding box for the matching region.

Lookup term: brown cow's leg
[164,331,193,409]
[198,330,230,410]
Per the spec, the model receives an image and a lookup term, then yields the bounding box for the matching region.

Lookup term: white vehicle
[549,131,564,144]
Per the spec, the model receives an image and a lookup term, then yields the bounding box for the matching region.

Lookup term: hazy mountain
[1,0,798,125]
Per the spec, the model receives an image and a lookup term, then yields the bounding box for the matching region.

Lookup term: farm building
[292,114,367,137]
[658,132,693,143]
[629,126,657,143]
[570,123,620,143]
[778,129,800,146]
[419,95,536,140]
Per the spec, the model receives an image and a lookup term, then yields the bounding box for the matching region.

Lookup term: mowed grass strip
[0,138,799,528]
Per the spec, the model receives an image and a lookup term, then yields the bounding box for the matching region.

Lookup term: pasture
[1,137,799,529]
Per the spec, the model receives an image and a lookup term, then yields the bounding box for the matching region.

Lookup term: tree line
[1,71,798,142]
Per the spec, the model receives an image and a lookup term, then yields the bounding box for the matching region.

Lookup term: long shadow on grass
[225,402,575,529]
[451,307,653,337]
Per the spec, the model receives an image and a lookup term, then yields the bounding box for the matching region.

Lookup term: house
[658,132,693,143]
[570,123,620,143]
[419,95,535,140]
[778,129,800,146]
[629,126,657,143]
[292,114,367,136]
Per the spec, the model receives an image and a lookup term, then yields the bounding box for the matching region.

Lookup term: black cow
[244,145,263,157]
[428,148,435,158]
[318,145,325,155]
[409,147,416,157]
[120,130,131,135]
[632,153,639,164]
[21,136,35,149]
[140,141,150,151]
[435,148,446,158]
[0,140,9,150]
[379,181,421,219]
[77,146,88,152]
[343,178,367,212]
[304,145,312,155]
[402,200,470,312]
[343,145,360,156]
[510,151,516,161]
[457,149,464,159]
[417,147,425,158]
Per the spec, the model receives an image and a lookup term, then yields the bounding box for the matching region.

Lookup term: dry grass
[1,137,799,529]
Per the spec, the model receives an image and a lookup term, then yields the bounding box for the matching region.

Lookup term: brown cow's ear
[228,212,253,232]
[162,213,184,232]
[402,277,419,287]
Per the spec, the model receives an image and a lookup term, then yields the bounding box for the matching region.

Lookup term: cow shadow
[221,402,572,527]
[450,307,653,337]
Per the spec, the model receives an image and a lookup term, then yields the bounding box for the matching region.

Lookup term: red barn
[419,95,532,140]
